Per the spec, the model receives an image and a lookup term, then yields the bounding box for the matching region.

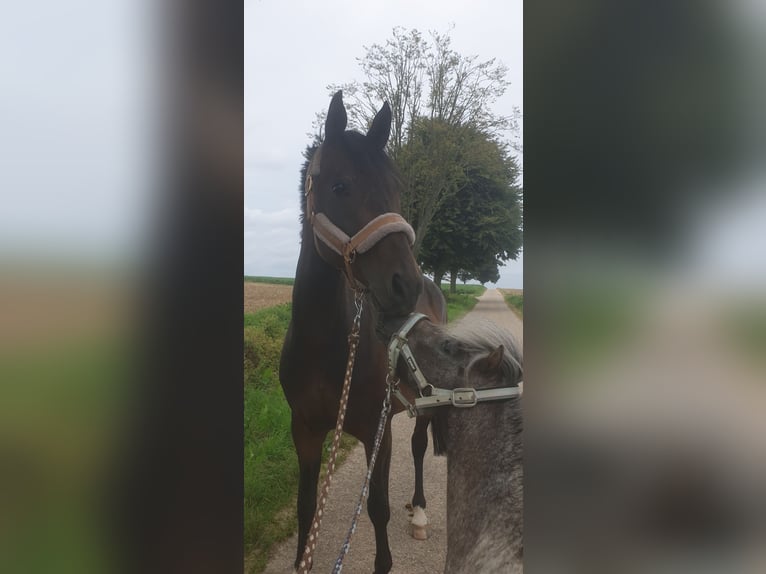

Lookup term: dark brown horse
[280,91,446,573]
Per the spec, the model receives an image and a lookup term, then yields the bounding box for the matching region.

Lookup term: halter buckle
[452,388,478,408]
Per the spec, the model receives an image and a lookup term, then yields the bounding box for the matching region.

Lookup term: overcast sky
[244,0,524,288]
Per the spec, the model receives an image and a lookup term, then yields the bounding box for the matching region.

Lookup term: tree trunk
[433,270,445,290]
[449,270,457,294]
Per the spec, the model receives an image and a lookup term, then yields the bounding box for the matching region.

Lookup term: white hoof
[409,506,428,540]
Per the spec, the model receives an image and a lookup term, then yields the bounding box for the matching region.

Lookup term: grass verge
[502,291,523,318]
[244,304,357,573]
[0,338,127,574]
[441,283,486,322]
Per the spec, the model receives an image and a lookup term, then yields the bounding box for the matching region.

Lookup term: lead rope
[332,374,393,573]
[297,290,365,574]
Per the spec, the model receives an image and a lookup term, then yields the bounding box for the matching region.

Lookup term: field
[244,282,293,313]
[243,280,486,321]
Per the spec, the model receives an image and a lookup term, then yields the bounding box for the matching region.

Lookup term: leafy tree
[316,27,518,249]
[395,117,467,256]
[418,125,522,292]
[307,27,522,284]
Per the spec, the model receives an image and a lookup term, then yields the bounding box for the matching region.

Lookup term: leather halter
[387,313,522,417]
[305,145,415,288]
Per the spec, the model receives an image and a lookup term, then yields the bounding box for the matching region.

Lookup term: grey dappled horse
[384,317,523,573]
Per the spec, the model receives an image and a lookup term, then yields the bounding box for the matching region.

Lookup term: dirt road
[262,289,522,573]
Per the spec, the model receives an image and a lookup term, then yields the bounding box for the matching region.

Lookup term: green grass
[244,304,357,573]
[721,304,766,369]
[545,284,647,374]
[441,284,486,322]
[504,293,523,318]
[0,338,127,574]
[244,276,295,285]
[244,305,295,571]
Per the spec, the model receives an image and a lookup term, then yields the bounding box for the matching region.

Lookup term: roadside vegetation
[441,283,485,322]
[501,289,523,318]
[244,276,294,285]
[244,302,355,573]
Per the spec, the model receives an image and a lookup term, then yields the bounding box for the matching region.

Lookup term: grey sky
[244,0,524,287]
[0,1,154,261]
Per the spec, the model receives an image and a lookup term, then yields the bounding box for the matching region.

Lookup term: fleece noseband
[304,144,416,287]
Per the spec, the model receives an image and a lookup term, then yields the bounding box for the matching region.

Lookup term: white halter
[387,313,522,417]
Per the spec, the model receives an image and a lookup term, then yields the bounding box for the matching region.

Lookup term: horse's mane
[447,320,523,386]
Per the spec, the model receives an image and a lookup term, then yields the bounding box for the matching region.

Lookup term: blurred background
[0,2,154,572]
[0,0,764,573]
[0,1,242,573]
[525,0,766,571]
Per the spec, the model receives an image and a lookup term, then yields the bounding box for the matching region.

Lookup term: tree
[417,125,522,292]
[395,117,467,256]
[316,27,427,158]
[316,27,518,252]
[308,27,521,279]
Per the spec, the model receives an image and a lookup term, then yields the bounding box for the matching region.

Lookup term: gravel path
[262,289,522,573]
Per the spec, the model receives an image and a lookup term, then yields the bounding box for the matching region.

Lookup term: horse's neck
[445,402,523,571]
[291,235,350,332]
[448,402,521,465]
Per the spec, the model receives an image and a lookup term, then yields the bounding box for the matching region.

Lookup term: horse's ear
[367,101,391,150]
[325,90,347,140]
[484,345,505,374]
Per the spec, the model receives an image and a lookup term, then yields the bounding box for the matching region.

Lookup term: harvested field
[244,282,293,313]
[500,288,523,296]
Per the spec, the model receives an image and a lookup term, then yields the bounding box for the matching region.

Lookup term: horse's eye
[332,182,346,194]
[442,340,452,355]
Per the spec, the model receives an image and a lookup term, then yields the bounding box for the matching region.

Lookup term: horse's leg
[410,415,430,540]
[365,422,393,574]
[291,415,326,571]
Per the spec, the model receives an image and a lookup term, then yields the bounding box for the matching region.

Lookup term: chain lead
[333,371,392,573]
[297,290,365,574]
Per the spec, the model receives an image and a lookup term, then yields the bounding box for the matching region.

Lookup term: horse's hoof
[410,523,428,540]
[409,505,428,540]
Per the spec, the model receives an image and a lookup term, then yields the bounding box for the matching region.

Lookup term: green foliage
[416,123,522,285]
[244,304,292,385]
[396,118,470,255]
[547,286,646,372]
[504,293,524,317]
[244,371,297,573]
[0,340,126,574]
[244,276,295,285]
[244,305,294,569]
[243,303,359,572]
[721,304,766,368]
[441,284,486,322]
[318,27,521,273]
